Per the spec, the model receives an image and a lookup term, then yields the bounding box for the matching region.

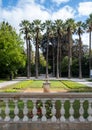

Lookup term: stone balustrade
[0,93,92,123]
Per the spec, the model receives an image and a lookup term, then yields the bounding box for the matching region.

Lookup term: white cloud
[0,0,88,46]
[0,0,75,32]
[78,2,92,16]
[52,0,70,5]
[52,6,75,20]
[0,0,50,32]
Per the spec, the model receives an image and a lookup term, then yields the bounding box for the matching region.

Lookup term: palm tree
[77,27,82,79]
[42,20,52,79]
[32,20,42,79]
[76,21,85,79]
[49,23,56,77]
[51,30,56,77]
[67,26,72,78]
[54,19,63,78]
[19,20,31,78]
[65,18,76,78]
[86,14,92,77]
[27,33,32,77]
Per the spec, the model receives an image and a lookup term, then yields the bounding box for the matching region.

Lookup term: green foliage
[82,55,89,77]
[0,80,6,82]
[61,56,68,76]
[39,53,46,74]
[71,58,79,77]
[0,22,26,79]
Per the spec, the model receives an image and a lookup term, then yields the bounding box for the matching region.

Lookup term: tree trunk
[10,71,13,80]
[46,36,49,79]
[68,27,72,78]
[38,45,40,76]
[79,35,82,79]
[59,42,62,77]
[52,44,55,77]
[28,40,31,77]
[56,31,60,78]
[89,29,91,77]
[35,31,39,79]
[26,37,30,79]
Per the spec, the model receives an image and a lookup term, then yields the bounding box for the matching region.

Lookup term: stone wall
[0,122,92,130]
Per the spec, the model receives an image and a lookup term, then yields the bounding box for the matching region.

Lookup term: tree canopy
[0,22,26,79]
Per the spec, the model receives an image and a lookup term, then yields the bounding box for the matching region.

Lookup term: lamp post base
[43,81,50,93]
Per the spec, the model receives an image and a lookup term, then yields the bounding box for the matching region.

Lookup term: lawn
[61,80,92,92]
[0,79,92,92]
[0,80,67,92]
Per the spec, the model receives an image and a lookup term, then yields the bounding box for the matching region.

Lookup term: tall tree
[54,19,63,78]
[0,21,26,79]
[32,19,42,78]
[19,20,31,78]
[67,26,72,78]
[42,20,52,79]
[65,18,76,78]
[51,25,56,77]
[27,33,32,77]
[76,21,85,78]
[86,13,92,77]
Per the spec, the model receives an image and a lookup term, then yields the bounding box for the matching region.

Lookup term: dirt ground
[23,88,67,93]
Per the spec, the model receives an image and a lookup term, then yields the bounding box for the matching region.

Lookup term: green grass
[0,80,33,92]
[61,80,87,89]
[0,80,92,92]
[0,80,67,92]
[28,80,43,88]
[62,80,92,92]
[50,80,67,88]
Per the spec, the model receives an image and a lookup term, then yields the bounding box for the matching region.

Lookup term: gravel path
[0,80,20,88]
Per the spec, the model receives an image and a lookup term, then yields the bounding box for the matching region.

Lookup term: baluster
[4,99,10,121]
[23,99,28,121]
[60,100,65,122]
[69,99,74,122]
[41,100,47,122]
[51,100,56,122]
[32,99,38,121]
[87,100,92,121]
[14,99,19,122]
[79,99,85,122]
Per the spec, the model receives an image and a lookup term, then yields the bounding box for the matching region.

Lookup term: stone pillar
[43,80,50,93]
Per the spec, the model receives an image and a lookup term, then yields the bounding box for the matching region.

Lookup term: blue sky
[1,0,92,24]
[0,0,92,45]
